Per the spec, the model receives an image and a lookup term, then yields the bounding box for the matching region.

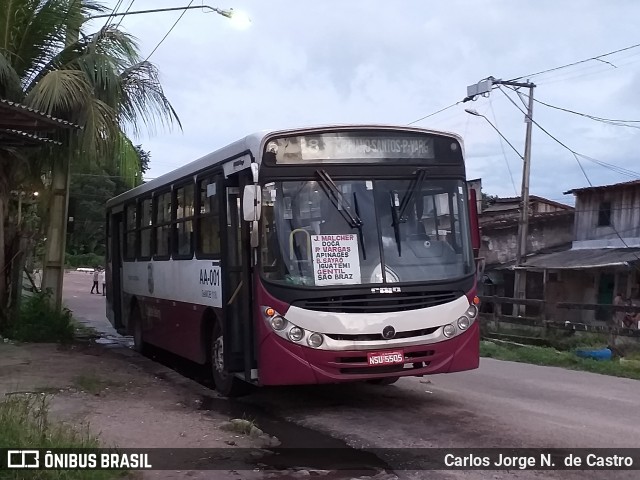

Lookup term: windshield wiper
[316,170,363,229]
[316,170,366,259]
[397,168,428,222]
[389,191,402,257]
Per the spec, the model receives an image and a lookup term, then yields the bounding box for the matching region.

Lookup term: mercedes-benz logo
[382,326,396,340]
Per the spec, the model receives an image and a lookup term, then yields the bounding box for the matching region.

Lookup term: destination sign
[267,132,439,163]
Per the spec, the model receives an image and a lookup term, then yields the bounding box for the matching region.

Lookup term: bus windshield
[260,178,474,286]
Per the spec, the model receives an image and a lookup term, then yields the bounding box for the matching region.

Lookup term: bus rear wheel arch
[129,301,146,354]
[207,318,252,397]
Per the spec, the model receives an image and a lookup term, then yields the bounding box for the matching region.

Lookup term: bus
[105,125,482,396]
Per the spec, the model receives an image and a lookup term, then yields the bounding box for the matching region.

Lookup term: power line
[499,86,640,179]
[115,0,136,29]
[488,97,518,196]
[532,97,640,129]
[508,41,640,82]
[498,86,640,267]
[407,101,461,125]
[103,0,125,28]
[146,0,195,61]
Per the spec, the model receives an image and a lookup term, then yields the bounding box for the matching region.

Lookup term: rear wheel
[210,322,252,397]
[367,377,399,385]
[130,304,146,354]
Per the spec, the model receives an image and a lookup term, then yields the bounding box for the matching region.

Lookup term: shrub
[3,291,75,343]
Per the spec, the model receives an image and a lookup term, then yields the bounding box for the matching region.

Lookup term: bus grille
[326,328,439,342]
[292,291,462,314]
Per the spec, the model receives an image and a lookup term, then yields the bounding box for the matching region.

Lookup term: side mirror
[243,185,262,222]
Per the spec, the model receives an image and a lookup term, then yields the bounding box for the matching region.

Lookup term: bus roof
[106,124,462,208]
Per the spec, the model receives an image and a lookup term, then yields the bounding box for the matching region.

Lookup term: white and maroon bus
[106,125,482,396]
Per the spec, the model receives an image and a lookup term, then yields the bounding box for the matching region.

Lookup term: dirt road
[56,271,640,480]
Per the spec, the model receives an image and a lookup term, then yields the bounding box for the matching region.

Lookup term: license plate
[367,350,405,366]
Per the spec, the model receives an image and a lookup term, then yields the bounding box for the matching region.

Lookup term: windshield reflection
[260,178,473,286]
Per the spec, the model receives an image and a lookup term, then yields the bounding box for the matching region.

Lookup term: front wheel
[210,322,252,397]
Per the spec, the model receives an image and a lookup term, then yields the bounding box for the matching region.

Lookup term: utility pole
[465,77,535,314]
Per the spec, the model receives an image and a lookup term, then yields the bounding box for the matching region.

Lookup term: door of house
[596,273,615,321]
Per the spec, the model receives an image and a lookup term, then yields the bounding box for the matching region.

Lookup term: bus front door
[223,172,255,382]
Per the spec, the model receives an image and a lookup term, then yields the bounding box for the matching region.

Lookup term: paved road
[62,271,640,479]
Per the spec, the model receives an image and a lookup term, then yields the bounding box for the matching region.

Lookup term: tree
[482,193,499,209]
[0,0,180,323]
[66,145,151,261]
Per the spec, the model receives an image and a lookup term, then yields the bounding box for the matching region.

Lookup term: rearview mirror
[243,185,262,222]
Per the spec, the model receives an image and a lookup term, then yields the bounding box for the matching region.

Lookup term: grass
[480,340,640,380]
[0,394,128,479]
[73,373,121,395]
[2,291,74,343]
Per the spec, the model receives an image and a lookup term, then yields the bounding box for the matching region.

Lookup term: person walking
[99,269,106,296]
[91,268,100,294]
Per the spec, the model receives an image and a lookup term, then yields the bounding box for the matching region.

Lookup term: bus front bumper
[257,321,479,386]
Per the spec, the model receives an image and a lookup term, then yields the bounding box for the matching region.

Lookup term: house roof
[508,247,640,270]
[480,210,574,230]
[486,195,573,210]
[564,180,640,195]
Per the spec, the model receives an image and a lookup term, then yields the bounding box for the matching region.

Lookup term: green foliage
[0,394,125,479]
[66,252,104,268]
[480,340,640,380]
[3,291,74,343]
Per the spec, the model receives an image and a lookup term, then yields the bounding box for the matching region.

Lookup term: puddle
[197,395,392,475]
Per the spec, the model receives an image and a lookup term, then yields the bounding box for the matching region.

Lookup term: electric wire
[145,0,195,61]
[115,0,136,29]
[498,86,640,267]
[508,41,640,82]
[488,97,518,195]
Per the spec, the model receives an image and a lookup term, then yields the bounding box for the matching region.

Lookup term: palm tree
[0,0,181,321]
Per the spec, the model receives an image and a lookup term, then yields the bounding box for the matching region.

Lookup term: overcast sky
[90,0,640,205]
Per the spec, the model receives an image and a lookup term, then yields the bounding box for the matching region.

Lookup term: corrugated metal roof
[564,180,640,195]
[0,98,80,129]
[512,248,640,270]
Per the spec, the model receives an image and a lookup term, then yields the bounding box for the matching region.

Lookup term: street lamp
[464,109,524,161]
[88,5,251,26]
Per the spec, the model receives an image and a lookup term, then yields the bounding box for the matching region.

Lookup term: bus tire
[130,303,146,354]
[367,377,399,386]
[210,321,251,397]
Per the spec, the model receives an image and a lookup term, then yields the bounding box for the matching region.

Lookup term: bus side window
[124,203,137,260]
[197,176,221,256]
[174,183,195,258]
[139,197,153,259]
[154,191,172,258]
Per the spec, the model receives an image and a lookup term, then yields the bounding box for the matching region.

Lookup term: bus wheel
[210,322,251,397]
[367,377,399,386]
[130,304,146,354]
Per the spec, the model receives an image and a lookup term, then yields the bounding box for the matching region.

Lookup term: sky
[89,0,640,206]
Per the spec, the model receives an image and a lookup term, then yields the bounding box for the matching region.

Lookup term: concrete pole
[41,146,72,310]
[513,83,535,315]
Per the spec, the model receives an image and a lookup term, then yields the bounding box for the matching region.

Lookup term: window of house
[154,191,172,258]
[598,201,611,227]
[124,203,137,260]
[174,183,195,258]
[139,197,153,259]
[197,176,221,256]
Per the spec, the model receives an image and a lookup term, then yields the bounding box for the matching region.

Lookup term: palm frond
[0,51,22,99]
[24,68,92,117]
[119,60,182,136]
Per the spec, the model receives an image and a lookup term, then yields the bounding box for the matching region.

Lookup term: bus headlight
[288,326,304,342]
[307,333,324,348]
[457,316,470,330]
[270,315,287,331]
[443,324,456,338]
[466,304,478,319]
